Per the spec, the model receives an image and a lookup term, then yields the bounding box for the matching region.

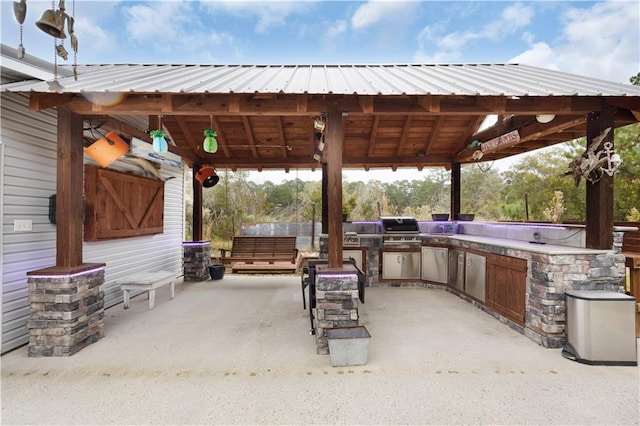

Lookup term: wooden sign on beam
[481,129,520,153]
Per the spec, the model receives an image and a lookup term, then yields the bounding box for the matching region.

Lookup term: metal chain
[73,0,77,80]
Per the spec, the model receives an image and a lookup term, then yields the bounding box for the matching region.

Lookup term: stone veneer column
[314,266,360,354]
[527,249,625,348]
[183,241,211,281]
[27,264,105,357]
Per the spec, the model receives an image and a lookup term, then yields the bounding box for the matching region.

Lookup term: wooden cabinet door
[486,254,527,325]
[84,165,164,241]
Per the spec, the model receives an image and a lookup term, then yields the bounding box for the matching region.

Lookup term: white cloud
[509,42,557,69]
[125,2,193,44]
[415,3,534,64]
[75,16,118,60]
[120,1,239,63]
[210,1,314,34]
[323,19,348,48]
[509,1,639,83]
[439,3,533,48]
[351,1,417,29]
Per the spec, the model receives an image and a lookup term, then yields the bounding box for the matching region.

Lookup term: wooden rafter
[241,116,259,157]
[276,116,287,158]
[366,116,380,157]
[176,116,201,159]
[423,116,443,155]
[395,116,413,157]
[211,116,231,158]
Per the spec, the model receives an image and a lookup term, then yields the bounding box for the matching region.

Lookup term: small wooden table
[117,270,176,310]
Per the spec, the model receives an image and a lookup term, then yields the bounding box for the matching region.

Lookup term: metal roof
[3,63,640,97]
[2,48,638,171]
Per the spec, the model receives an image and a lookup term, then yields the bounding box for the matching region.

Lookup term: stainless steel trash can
[562,290,637,366]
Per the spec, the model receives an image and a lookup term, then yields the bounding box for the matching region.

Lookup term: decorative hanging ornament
[150,129,168,153]
[203,128,218,153]
[36,0,79,80]
[13,0,27,58]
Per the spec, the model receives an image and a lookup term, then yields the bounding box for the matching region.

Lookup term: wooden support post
[585,109,614,249]
[56,107,84,267]
[450,162,461,220]
[326,112,343,268]
[192,165,203,241]
[321,163,328,235]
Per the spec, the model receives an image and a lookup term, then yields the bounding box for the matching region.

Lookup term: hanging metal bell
[36,9,66,39]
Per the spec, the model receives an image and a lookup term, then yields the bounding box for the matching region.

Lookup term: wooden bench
[215,236,299,273]
[116,270,176,310]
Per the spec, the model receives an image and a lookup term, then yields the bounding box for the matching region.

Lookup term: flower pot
[208,264,225,280]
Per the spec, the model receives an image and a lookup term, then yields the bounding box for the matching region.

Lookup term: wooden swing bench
[215,236,300,273]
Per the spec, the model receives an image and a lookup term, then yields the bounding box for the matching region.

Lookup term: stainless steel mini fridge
[562,290,637,366]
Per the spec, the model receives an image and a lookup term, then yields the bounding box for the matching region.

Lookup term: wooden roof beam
[395,116,413,157]
[417,95,440,112]
[175,116,201,158]
[100,116,151,142]
[276,116,288,158]
[423,116,443,155]
[476,96,507,114]
[241,116,259,157]
[210,116,231,158]
[366,116,380,157]
[36,92,614,116]
[359,96,374,113]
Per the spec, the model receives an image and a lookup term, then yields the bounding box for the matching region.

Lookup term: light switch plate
[14,219,32,232]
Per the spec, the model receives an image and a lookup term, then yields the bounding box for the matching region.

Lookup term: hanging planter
[203,128,218,153]
[150,129,168,153]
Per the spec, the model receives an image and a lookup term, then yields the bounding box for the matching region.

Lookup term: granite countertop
[444,234,610,255]
[333,232,614,255]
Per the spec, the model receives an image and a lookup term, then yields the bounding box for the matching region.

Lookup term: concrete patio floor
[2,274,638,425]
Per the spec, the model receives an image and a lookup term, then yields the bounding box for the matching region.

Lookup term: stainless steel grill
[379,216,421,247]
[379,216,420,234]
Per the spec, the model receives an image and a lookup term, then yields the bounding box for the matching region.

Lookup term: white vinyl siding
[1,93,185,353]
[83,163,185,309]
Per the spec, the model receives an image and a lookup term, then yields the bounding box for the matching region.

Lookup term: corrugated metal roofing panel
[2,63,640,97]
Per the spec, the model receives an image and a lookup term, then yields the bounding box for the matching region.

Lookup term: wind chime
[13,0,79,82]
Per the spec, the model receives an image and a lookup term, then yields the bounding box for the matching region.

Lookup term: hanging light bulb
[203,116,218,153]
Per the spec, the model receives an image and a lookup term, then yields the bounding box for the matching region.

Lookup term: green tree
[460,164,504,220]
[500,147,585,221]
[613,123,640,219]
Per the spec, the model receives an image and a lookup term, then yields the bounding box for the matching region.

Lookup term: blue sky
[2,1,638,83]
[2,0,638,182]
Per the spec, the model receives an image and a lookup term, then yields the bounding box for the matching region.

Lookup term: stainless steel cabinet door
[382,251,420,279]
[465,253,486,302]
[421,247,448,283]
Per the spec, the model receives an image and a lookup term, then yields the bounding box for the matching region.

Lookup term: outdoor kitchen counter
[429,234,611,255]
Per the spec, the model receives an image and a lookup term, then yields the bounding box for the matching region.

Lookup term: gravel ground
[2,274,638,425]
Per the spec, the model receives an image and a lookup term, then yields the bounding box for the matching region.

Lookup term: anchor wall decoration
[565,127,622,186]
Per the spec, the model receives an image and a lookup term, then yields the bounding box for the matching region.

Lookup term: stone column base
[27,264,105,357]
[183,241,212,281]
[314,267,359,355]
